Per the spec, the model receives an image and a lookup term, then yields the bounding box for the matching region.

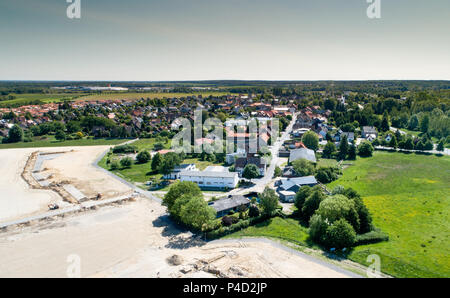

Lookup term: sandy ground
[0,146,359,278]
[0,199,356,278]
[0,148,60,222]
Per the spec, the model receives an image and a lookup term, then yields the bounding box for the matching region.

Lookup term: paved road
[230,112,297,195]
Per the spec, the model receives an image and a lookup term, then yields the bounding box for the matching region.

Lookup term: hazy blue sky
[1,0,449,80]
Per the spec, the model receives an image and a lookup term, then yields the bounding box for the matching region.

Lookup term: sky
[0,0,449,81]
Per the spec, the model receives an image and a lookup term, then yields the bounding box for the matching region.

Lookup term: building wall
[179,174,239,189]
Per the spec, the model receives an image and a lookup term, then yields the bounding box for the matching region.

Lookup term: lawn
[224,217,311,247]
[132,137,173,152]
[0,136,126,149]
[226,151,450,278]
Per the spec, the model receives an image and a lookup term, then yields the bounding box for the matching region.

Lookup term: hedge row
[205,210,283,240]
[112,144,137,154]
[355,229,389,246]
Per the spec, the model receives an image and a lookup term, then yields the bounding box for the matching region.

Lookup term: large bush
[259,187,279,215]
[179,196,216,231]
[112,144,137,154]
[292,158,315,177]
[315,166,341,183]
[357,141,374,157]
[309,214,329,243]
[136,150,151,164]
[323,219,356,248]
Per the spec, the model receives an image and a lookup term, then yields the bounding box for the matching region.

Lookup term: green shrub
[323,219,356,248]
[120,157,133,168]
[112,144,137,154]
[355,230,389,245]
[309,214,328,243]
[136,150,151,164]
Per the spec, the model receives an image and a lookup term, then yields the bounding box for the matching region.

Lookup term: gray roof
[210,195,250,213]
[279,176,318,191]
[179,170,237,178]
[289,148,317,163]
[363,126,377,134]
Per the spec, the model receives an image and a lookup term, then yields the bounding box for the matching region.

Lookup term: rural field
[228,151,450,278]
[329,151,450,278]
[75,91,231,102]
[0,136,125,149]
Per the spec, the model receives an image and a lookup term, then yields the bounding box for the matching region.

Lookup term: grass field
[227,151,450,278]
[0,93,77,107]
[0,136,125,149]
[0,91,233,107]
[329,151,450,278]
[76,91,231,102]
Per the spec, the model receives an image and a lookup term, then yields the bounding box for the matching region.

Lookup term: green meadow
[228,151,450,277]
[329,151,450,278]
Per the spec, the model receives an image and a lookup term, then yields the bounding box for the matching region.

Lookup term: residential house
[163,164,196,180]
[209,195,251,217]
[234,155,267,177]
[276,176,318,202]
[289,148,317,163]
[362,126,378,140]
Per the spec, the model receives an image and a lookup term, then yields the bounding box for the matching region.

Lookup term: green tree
[259,187,279,215]
[294,186,313,212]
[437,139,445,152]
[324,219,356,248]
[7,125,23,143]
[316,195,360,232]
[347,144,357,160]
[180,196,216,230]
[420,115,430,133]
[274,166,282,177]
[302,188,326,220]
[302,131,319,151]
[163,181,202,211]
[408,115,419,130]
[242,164,260,180]
[309,214,328,243]
[55,130,66,141]
[292,158,315,177]
[120,157,133,168]
[322,142,336,159]
[381,112,390,132]
[136,150,151,164]
[357,141,374,157]
[338,135,348,160]
[151,152,162,172]
[388,135,397,148]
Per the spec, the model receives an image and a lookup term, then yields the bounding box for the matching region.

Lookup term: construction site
[0,146,363,278]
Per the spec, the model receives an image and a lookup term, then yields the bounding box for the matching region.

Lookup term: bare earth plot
[0,146,359,278]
